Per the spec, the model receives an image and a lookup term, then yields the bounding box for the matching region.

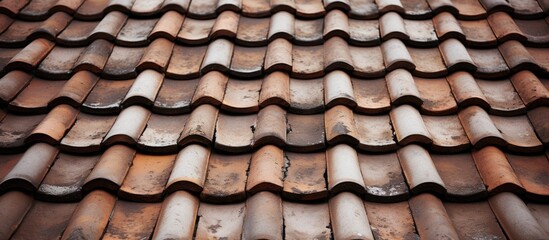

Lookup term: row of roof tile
[1,190,548,239]
[1,11,548,48]
[2,0,548,21]
[0,102,547,154]
[1,143,548,203]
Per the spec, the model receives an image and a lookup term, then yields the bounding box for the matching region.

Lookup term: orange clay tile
[0,48,22,70]
[381,38,415,71]
[283,201,331,239]
[177,18,215,44]
[103,105,150,146]
[439,38,476,72]
[467,48,510,78]
[11,201,77,240]
[499,41,538,71]
[352,78,391,113]
[52,71,99,107]
[27,104,78,144]
[376,0,404,13]
[283,152,327,200]
[229,46,266,78]
[487,12,526,42]
[152,191,198,239]
[265,38,293,73]
[102,201,162,240]
[19,0,56,18]
[423,115,470,152]
[295,15,324,42]
[83,145,135,192]
[195,202,245,239]
[379,12,407,40]
[102,46,145,79]
[246,145,284,193]
[286,113,326,152]
[404,19,437,45]
[131,0,163,15]
[73,39,114,73]
[122,69,164,107]
[242,191,283,240]
[458,106,505,148]
[349,19,380,45]
[119,153,176,202]
[116,18,157,46]
[148,11,184,40]
[0,20,41,44]
[489,192,549,239]
[409,48,447,77]
[398,145,446,194]
[444,201,506,240]
[166,45,207,79]
[409,193,460,240]
[359,153,409,201]
[324,9,349,39]
[0,71,32,103]
[137,114,188,153]
[289,78,324,113]
[191,71,229,106]
[153,78,199,114]
[61,190,116,239]
[211,10,239,39]
[325,105,359,145]
[390,105,432,145]
[187,0,216,17]
[431,153,486,199]
[325,0,351,11]
[259,71,290,107]
[0,191,33,238]
[364,201,419,240]
[511,71,549,108]
[354,114,397,152]
[271,0,296,12]
[201,153,250,202]
[385,69,422,106]
[324,70,356,108]
[324,37,353,72]
[0,114,45,150]
[6,38,54,71]
[451,0,486,18]
[433,12,465,41]
[136,38,174,72]
[178,104,218,146]
[329,192,374,240]
[30,12,71,38]
[242,0,271,17]
[446,71,490,108]
[89,11,127,40]
[0,143,58,191]
[165,144,210,193]
[326,144,365,194]
[526,47,549,72]
[459,19,497,46]
[254,105,287,147]
[528,203,549,234]
[0,0,29,16]
[236,17,270,46]
[292,45,324,78]
[472,146,524,193]
[201,39,234,74]
[527,106,549,145]
[37,46,83,77]
[490,115,543,152]
[515,19,549,44]
[37,154,99,201]
[268,11,294,40]
[82,79,134,114]
[107,0,134,11]
[9,78,66,113]
[414,77,457,114]
[505,153,549,199]
[0,153,20,181]
[295,0,325,18]
[215,113,255,152]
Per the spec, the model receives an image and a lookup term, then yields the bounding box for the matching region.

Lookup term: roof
[0,0,549,239]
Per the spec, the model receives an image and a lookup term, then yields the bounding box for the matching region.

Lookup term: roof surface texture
[1,0,549,239]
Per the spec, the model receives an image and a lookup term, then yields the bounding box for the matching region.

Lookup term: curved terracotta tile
[409,193,459,240]
[264,38,292,73]
[259,71,290,107]
[9,78,65,113]
[415,77,457,114]
[136,38,174,73]
[509,0,544,16]
[73,39,114,73]
[246,145,284,194]
[242,191,283,240]
[405,19,438,46]
[215,113,256,152]
[354,114,396,152]
[27,104,78,144]
[325,105,359,145]
[358,152,408,201]
[29,12,71,40]
[380,12,407,40]
[153,78,198,114]
[409,48,447,78]
[458,106,506,148]
[446,71,490,109]
[506,153,549,199]
[499,41,539,72]
[103,201,162,240]
[271,0,296,13]
[327,144,365,194]
[102,46,145,79]
[0,153,21,182]
[385,69,423,106]
[254,105,287,147]
[6,38,54,71]
[137,114,188,153]
[472,146,524,194]
[324,9,349,39]
[57,20,98,46]
[166,45,207,79]
[36,153,99,201]
[295,0,326,17]
[122,70,164,107]
[329,192,374,240]
[201,153,250,203]
[177,18,214,44]
[12,200,77,240]
[487,12,526,42]
[0,191,33,238]
[444,201,506,239]
[152,191,198,240]
[230,46,266,78]
[0,48,22,71]
[83,144,135,192]
[178,104,218,146]
[423,115,470,152]
[283,201,331,239]
[130,0,163,16]
[528,203,549,235]
[292,45,324,78]
[452,0,486,19]
[116,18,157,47]
[439,38,476,72]
[478,0,513,12]
[0,0,29,16]
[390,105,432,145]
[348,18,380,46]
[295,18,323,44]
[196,202,245,239]
[348,0,379,19]
[165,144,210,193]
[61,190,116,240]
[364,201,419,239]
[268,11,294,40]
[398,145,446,194]
[289,78,324,114]
[0,143,58,192]
[459,19,497,46]
[0,20,42,46]
[376,0,404,13]
[432,153,486,200]
[489,192,549,239]
[201,39,234,74]
[526,47,549,73]
[324,70,356,108]
[381,38,415,71]
[286,113,326,152]
[149,11,184,41]
[236,16,270,46]
[353,78,391,114]
[324,37,353,72]
[491,114,543,153]
[74,0,109,20]
[51,71,99,107]
[103,105,150,146]
[82,78,134,114]
[283,152,327,200]
[119,153,176,202]
[468,48,510,78]
[242,0,271,17]
[515,19,549,44]
[511,71,549,108]
[0,114,45,150]
[0,71,32,104]
[36,46,84,74]
[210,10,239,39]
[89,11,127,41]
[350,46,385,78]
[527,106,549,145]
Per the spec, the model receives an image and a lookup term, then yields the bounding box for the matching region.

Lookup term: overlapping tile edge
[1,0,549,239]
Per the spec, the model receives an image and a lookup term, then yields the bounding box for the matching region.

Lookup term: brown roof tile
[242,191,283,240]
[0,191,33,238]
[12,200,77,239]
[398,144,446,194]
[246,145,284,193]
[444,201,506,239]
[201,153,250,202]
[254,105,287,147]
[195,202,245,239]
[152,191,198,239]
[409,193,460,239]
[364,201,418,239]
[472,146,524,193]
[61,190,116,240]
[82,78,134,114]
[102,201,161,239]
[326,144,365,194]
[137,114,188,153]
[358,152,408,201]
[60,112,115,153]
[283,201,331,239]
[165,144,210,193]
[329,192,374,239]
[283,152,327,200]
[83,145,135,192]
